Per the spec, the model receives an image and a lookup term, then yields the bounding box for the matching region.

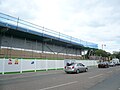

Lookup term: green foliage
[94,49,111,57]
[112,52,120,59]
[85,49,110,58]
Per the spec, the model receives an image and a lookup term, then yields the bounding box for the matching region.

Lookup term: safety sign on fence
[15,59,19,64]
[8,58,12,65]
[8,58,19,65]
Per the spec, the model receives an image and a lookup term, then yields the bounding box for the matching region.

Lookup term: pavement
[0,66,120,90]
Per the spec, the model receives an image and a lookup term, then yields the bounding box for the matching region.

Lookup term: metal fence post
[35,59,36,72]
[46,59,48,71]
[20,58,22,73]
[56,60,57,70]
[2,58,5,74]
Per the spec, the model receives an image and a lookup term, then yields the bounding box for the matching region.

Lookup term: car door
[76,63,81,71]
[79,63,85,71]
[81,64,86,71]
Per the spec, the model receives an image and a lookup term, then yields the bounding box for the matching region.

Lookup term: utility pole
[102,44,106,50]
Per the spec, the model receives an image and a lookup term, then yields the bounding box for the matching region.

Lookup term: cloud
[0,0,37,20]
[87,21,105,27]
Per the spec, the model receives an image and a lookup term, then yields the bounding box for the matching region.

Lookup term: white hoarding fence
[0,59,98,74]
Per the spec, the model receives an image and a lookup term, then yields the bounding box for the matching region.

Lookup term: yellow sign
[15,59,19,64]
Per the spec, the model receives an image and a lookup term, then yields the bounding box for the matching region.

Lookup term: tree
[112,52,120,60]
[93,49,111,60]
[85,49,111,60]
[94,49,107,57]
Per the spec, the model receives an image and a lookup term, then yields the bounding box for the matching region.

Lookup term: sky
[0,0,120,53]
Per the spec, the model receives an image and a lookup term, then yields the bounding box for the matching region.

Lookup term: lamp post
[102,44,106,50]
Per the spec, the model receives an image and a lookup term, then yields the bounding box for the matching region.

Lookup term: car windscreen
[66,63,75,66]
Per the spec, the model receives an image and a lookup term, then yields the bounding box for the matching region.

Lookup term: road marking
[39,81,78,90]
[106,71,112,73]
[89,74,103,79]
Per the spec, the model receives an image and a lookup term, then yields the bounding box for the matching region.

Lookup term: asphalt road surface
[0,66,120,90]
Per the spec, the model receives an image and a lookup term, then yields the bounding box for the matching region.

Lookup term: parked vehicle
[112,58,120,65]
[115,62,120,66]
[64,63,88,74]
[109,62,116,67]
[98,62,109,68]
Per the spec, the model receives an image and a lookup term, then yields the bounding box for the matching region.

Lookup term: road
[88,67,120,90]
[0,66,120,90]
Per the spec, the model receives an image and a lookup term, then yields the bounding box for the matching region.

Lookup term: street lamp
[102,44,106,50]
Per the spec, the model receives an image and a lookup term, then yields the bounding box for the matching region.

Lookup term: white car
[109,62,116,67]
[64,63,88,74]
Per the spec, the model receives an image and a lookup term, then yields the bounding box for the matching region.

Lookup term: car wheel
[65,72,69,74]
[76,69,80,74]
[85,68,88,72]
